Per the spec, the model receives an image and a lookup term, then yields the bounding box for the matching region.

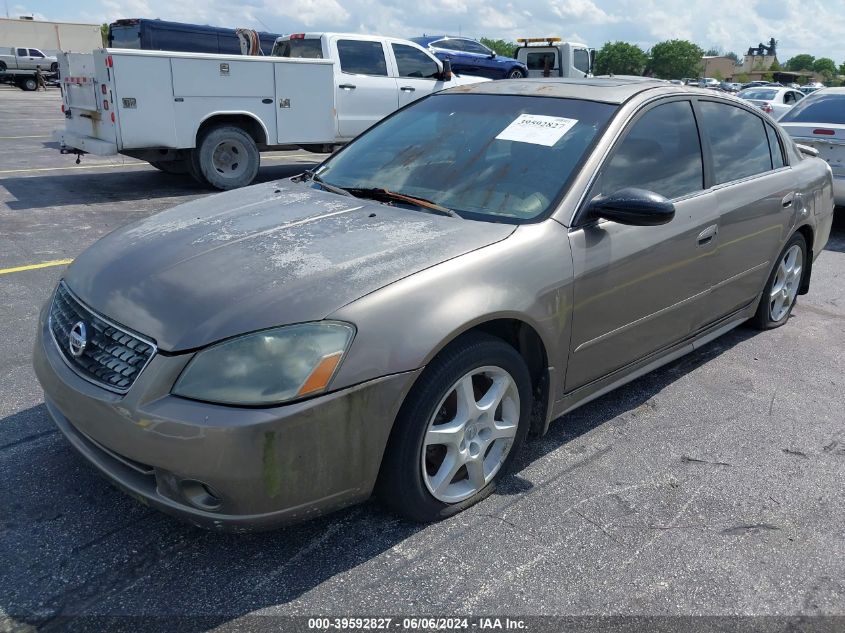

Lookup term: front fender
[328,221,575,398]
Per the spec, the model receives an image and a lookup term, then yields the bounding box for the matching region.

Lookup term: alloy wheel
[421,366,520,503]
[769,244,802,322]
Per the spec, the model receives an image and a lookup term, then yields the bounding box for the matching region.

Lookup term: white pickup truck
[0,46,59,90]
[55,33,487,189]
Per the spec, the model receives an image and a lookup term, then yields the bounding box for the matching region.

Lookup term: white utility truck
[514,37,595,79]
[55,33,487,189]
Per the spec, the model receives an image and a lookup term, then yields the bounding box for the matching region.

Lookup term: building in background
[701,56,738,80]
[0,17,101,55]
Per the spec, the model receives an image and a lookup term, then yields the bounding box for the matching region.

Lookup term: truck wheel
[196,125,260,190]
[186,150,210,187]
[20,77,37,91]
[150,160,189,175]
[50,62,58,73]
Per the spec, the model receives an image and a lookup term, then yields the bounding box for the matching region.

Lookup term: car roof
[442,77,684,105]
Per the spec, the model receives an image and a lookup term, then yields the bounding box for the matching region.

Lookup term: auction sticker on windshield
[495,114,579,146]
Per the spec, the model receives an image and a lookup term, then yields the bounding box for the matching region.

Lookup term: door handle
[697,224,718,246]
[338,84,356,90]
[782,192,794,208]
[400,86,415,92]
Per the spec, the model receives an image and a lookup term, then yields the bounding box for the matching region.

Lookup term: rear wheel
[50,62,58,73]
[187,149,210,186]
[196,125,260,190]
[150,159,189,175]
[20,77,37,91]
[377,333,532,522]
[751,232,807,329]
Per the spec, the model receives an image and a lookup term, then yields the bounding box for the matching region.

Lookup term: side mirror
[587,188,675,226]
[440,59,453,81]
[489,52,496,59]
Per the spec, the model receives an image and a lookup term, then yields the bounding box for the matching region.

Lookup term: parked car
[35,78,834,530]
[720,81,741,93]
[410,36,527,79]
[799,86,820,96]
[780,88,845,204]
[0,46,58,72]
[56,35,487,190]
[737,86,804,119]
[699,77,719,88]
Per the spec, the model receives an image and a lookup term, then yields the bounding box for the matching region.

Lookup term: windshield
[272,39,323,58]
[314,94,616,223]
[780,93,845,124]
[109,25,140,49]
[739,89,777,101]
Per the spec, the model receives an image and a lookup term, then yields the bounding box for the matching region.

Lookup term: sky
[7,0,845,63]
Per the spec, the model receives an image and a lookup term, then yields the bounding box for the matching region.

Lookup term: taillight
[813,128,835,136]
[103,100,109,110]
[111,112,115,123]
[761,103,773,114]
[60,104,65,113]
[290,33,305,39]
[106,55,113,67]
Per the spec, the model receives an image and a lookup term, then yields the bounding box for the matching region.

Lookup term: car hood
[64,181,515,351]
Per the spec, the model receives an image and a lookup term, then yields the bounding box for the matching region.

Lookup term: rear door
[333,38,398,139]
[390,43,443,108]
[566,98,718,391]
[16,48,31,69]
[695,100,797,325]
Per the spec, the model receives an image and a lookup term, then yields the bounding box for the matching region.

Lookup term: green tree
[724,51,740,63]
[786,54,815,71]
[101,23,109,47]
[594,41,648,76]
[770,59,781,71]
[479,37,517,58]
[839,62,845,76]
[813,57,837,80]
[648,39,704,79]
[735,72,750,83]
[704,47,721,56]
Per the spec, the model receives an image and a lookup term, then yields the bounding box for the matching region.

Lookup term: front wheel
[377,333,532,522]
[50,62,58,73]
[196,125,260,190]
[20,77,37,91]
[507,68,525,79]
[751,232,807,329]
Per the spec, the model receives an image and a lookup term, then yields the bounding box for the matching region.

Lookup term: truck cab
[514,38,594,79]
[272,33,485,139]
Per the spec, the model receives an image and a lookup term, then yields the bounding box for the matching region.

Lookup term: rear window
[526,52,556,71]
[780,93,845,124]
[272,39,323,59]
[739,89,777,101]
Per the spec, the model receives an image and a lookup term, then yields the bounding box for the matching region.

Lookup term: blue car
[410,36,527,79]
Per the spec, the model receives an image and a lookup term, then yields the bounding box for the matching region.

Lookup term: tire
[507,68,525,79]
[0,62,6,72]
[377,332,533,523]
[150,159,189,175]
[750,232,807,330]
[187,149,210,186]
[195,125,260,190]
[50,62,58,73]
[20,77,37,91]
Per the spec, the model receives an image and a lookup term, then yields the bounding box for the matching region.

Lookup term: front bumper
[34,307,420,531]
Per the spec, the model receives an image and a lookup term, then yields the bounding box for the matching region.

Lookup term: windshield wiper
[346,188,462,218]
[299,170,355,198]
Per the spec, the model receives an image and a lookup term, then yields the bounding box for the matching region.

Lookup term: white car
[698,77,719,88]
[780,88,845,204]
[737,86,804,119]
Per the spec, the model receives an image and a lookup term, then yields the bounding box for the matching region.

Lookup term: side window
[392,44,439,79]
[784,92,795,104]
[461,39,489,55]
[434,39,462,52]
[573,48,590,74]
[17,48,27,57]
[596,100,704,200]
[28,49,45,58]
[699,101,772,184]
[766,124,785,169]
[337,40,388,76]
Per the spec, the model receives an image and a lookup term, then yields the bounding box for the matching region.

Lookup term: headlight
[172,322,355,406]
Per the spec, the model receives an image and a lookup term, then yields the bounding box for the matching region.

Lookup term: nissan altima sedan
[34,79,835,530]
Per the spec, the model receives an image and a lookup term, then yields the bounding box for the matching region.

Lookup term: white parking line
[0,135,52,139]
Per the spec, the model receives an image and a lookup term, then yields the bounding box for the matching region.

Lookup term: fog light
[179,479,222,511]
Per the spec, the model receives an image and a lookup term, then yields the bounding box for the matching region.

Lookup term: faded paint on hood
[64,180,516,351]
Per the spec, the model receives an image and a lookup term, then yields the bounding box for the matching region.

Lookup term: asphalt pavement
[1,85,844,632]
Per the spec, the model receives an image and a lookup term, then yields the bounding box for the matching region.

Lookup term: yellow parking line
[0,258,73,276]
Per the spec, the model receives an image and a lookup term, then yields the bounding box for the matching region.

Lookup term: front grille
[49,282,156,393]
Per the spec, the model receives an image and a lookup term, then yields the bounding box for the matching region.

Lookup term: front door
[390,43,443,108]
[565,99,719,392]
[333,38,398,139]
